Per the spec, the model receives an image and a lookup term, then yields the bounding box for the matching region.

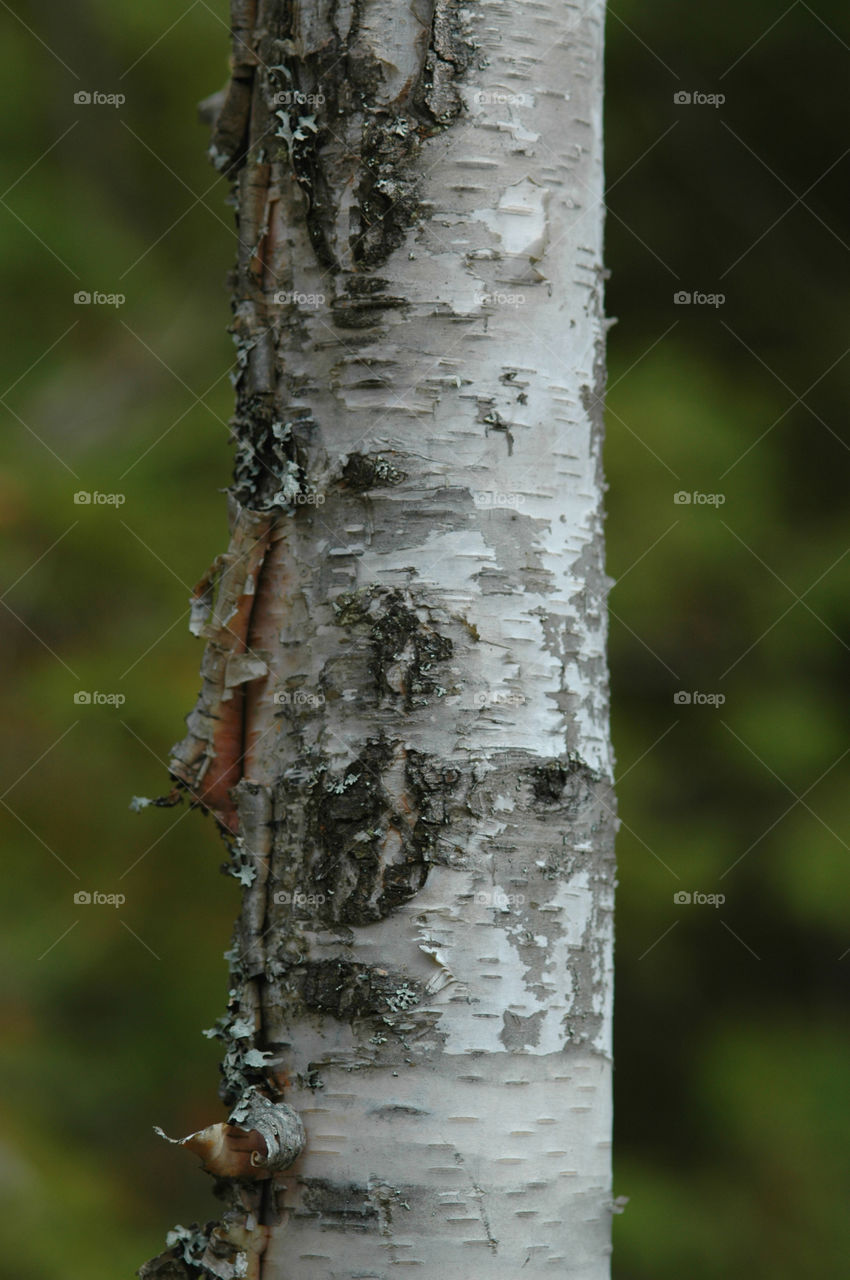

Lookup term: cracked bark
[144,0,614,1276]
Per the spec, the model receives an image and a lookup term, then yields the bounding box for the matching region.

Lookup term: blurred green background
[0,2,847,1276]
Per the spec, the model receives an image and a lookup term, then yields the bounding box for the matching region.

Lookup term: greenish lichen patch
[222,835,258,888]
[138,1237,200,1279]
[139,1217,253,1280]
[230,410,319,511]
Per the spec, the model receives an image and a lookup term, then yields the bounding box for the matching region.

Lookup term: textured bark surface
[145,0,614,1276]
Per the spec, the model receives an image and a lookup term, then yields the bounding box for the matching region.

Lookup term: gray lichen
[341,452,408,490]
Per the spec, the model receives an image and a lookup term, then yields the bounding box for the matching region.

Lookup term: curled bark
[154,1088,305,1179]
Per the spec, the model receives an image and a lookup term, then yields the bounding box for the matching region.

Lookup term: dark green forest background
[1,2,847,1276]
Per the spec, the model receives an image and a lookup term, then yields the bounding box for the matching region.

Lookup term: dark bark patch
[298,959,423,1022]
[332,586,453,708]
[309,738,426,924]
[302,739,458,925]
[207,72,254,173]
[341,451,408,490]
[299,1178,380,1233]
[305,742,440,921]
[529,754,597,804]
[331,276,409,328]
[406,749,461,839]
[138,1250,198,1280]
[354,115,423,266]
[418,0,474,124]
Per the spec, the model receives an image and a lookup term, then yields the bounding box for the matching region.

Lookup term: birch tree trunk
[142,0,614,1276]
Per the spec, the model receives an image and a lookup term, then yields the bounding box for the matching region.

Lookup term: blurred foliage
[0,4,238,1276]
[606,1,850,1276]
[0,1,847,1276]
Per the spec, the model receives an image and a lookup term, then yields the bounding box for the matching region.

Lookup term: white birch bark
[143,1,614,1277]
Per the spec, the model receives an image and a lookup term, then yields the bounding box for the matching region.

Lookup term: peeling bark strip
[149,0,613,1277]
[169,502,274,832]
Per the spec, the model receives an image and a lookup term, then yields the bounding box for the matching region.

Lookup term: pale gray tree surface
[142,0,614,1276]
